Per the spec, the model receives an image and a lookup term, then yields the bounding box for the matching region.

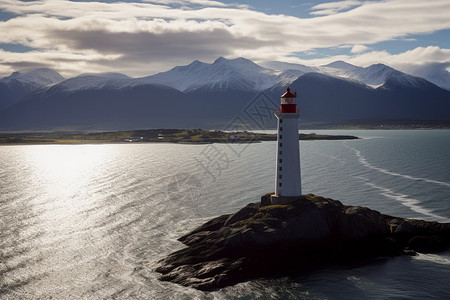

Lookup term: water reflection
[24,145,115,234]
[4,145,121,297]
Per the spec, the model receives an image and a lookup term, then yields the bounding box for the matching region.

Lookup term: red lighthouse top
[280,87,298,113]
[281,87,296,99]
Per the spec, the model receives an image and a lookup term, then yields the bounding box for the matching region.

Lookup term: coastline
[0,129,358,145]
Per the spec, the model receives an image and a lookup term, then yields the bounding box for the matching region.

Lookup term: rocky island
[156,194,450,291]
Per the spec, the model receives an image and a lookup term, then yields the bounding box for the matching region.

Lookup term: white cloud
[310,0,363,16]
[142,0,227,7]
[0,0,449,77]
[351,45,369,53]
[349,46,450,69]
[0,48,121,78]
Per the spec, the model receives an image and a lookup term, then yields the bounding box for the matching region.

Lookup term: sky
[0,0,449,78]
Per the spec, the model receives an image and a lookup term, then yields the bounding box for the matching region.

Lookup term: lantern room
[280,87,297,113]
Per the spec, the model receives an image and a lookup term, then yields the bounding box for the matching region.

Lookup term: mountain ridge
[141,57,299,92]
[0,68,65,110]
[0,58,449,131]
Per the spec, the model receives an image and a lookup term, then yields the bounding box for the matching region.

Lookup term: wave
[357,177,450,222]
[413,252,450,265]
[344,143,450,222]
[345,144,450,189]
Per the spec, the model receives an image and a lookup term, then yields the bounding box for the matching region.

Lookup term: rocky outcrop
[156,194,450,291]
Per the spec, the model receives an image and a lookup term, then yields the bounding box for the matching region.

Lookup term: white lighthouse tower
[271,87,302,204]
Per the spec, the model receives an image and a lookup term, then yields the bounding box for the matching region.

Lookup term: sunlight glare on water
[2,145,126,298]
[24,145,115,233]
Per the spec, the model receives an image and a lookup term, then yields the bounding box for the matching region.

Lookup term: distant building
[124,136,143,142]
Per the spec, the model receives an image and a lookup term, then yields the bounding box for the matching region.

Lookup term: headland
[0,129,358,145]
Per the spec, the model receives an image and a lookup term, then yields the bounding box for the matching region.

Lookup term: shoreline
[0,129,359,145]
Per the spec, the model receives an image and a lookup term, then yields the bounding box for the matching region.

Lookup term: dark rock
[260,193,273,206]
[156,194,450,291]
[408,235,450,252]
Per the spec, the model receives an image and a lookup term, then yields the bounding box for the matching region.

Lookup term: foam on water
[345,144,450,188]
[413,252,450,265]
[357,176,450,222]
[342,143,450,222]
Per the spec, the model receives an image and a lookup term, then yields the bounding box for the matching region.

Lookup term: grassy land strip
[0,129,358,145]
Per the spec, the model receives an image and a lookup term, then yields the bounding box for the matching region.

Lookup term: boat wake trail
[357,176,450,222]
[344,143,450,222]
[345,144,450,188]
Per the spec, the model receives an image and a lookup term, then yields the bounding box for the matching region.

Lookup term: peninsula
[156,194,450,291]
[0,129,358,144]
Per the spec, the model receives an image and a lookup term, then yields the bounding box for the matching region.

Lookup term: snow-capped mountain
[321,60,358,72]
[259,61,316,74]
[271,69,306,90]
[78,72,131,79]
[1,57,449,131]
[142,57,301,92]
[0,68,64,109]
[1,68,64,86]
[264,59,399,87]
[53,73,140,93]
[265,59,448,90]
[407,63,450,91]
[381,72,439,90]
[323,63,404,87]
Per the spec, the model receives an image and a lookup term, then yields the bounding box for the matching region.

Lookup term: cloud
[310,0,363,16]
[141,0,250,9]
[352,46,450,68]
[0,0,450,77]
[142,0,227,7]
[46,26,271,76]
[0,47,121,77]
[351,45,369,53]
[49,28,268,57]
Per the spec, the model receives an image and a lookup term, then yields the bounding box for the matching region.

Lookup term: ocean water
[1,130,450,299]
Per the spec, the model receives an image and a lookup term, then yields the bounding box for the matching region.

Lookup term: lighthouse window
[279,158,282,163]
[279,182,282,187]
[279,175,282,179]
[279,143,283,147]
[279,167,282,171]
[279,135,283,139]
[279,150,282,155]
[280,119,283,123]
[279,127,283,131]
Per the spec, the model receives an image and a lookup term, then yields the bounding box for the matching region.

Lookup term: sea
[1,130,450,299]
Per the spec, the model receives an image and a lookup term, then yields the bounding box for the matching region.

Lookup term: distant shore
[298,118,450,130]
[0,129,358,145]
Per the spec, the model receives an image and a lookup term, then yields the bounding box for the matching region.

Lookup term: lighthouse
[271,87,302,204]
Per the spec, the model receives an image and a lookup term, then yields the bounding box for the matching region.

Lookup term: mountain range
[0,57,449,131]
